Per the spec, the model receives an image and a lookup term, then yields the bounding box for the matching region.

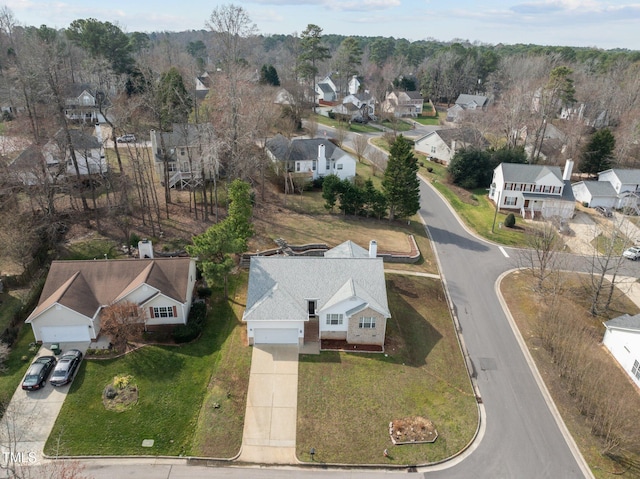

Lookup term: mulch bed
[389,416,438,445]
[320,340,383,352]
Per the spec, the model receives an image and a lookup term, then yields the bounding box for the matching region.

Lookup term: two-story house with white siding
[488,160,576,220]
[603,314,640,389]
[265,134,356,182]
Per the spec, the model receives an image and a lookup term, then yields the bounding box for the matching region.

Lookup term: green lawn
[0,325,36,407]
[312,114,379,134]
[296,275,478,465]
[44,275,252,457]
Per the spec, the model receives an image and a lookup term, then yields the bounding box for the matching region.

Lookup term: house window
[326,314,343,325]
[337,164,343,170]
[504,196,517,206]
[312,161,316,171]
[180,148,186,156]
[152,306,176,318]
[632,360,640,380]
[326,160,330,170]
[430,146,436,154]
[168,163,177,172]
[296,162,301,172]
[359,317,376,329]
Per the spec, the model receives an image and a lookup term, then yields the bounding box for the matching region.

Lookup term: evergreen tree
[448,149,492,189]
[187,180,254,299]
[297,24,330,110]
[382,135,420,220]
[579,128,615,176]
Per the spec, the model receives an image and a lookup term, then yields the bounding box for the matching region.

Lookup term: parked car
[623,246,640,261]
[50,349,83,387]
[352,116,368,124]
[594,206,613,217]
[116,134,136,143]
[21,356,57,391]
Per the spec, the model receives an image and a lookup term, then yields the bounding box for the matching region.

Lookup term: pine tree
[579,128,615,176]
[382,135,420,220]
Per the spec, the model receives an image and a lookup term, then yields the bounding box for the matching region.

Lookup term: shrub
[113,374,133,389]
[427,167,433,173]
[197,287,212,299]
[173,302,207,343]
[129,233,141,247]
[504,213,516,228]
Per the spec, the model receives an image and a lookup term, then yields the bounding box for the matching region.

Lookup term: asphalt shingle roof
[500,163,563,184]
[243,254,390,322]
[26,257,193,323]
[604,313,640,331]
[573,181,617,197]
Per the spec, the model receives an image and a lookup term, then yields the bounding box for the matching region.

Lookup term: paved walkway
[238,345,299,464]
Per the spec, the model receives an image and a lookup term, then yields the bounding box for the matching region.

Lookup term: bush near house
[173,302,207,343]
[504,213,516,228]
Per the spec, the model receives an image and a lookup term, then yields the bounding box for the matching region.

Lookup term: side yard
[501,270,640,478]
[296,275,478,465]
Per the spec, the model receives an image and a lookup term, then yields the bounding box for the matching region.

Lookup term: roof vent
[138,239,154,259]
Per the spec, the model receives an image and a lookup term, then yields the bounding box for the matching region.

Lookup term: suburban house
[150,123,216,189]
[195,72,213,100]
[602,314,640,389]
[561,103,610,129]
[336,91,375,119]
[414,128,488,166]
[446,94,489,123]
[243,240,391,348]
[25,256,197,344]
[265,134,356,181]
[11,128,106,185]
[64,84,107,124]
[523,122,568,163]
[488,160,576,219]
[316,74,338,103]
[571,181,618,208]
[597,169,640,212]
[381,91,424,117]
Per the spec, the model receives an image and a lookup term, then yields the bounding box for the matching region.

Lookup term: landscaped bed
[296,275,478,465]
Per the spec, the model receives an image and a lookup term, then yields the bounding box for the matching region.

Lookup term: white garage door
[254,328,299,344]
[40,326,91,342]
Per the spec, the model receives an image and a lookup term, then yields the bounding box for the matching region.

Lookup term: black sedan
[22,356,57,391]
[50,349,83,387]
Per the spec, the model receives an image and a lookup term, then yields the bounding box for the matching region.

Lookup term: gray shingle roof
[500,163,563,184]
[573,180,617,197]
[54,129,101,150]
[455,94,488,107]
[604,313,640,331]
[606,169,640,185]
[324,240,369,258]
[243,256,390,322]
[436,128,489,148]
[265,135,349,163]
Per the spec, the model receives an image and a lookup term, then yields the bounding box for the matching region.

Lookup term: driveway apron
[239,345,299,464]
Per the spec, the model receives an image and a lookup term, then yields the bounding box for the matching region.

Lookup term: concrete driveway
[0,342,89,467]
[238,345,299,464]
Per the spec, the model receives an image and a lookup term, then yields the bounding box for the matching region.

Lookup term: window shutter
[173,306,177,317]
[149,307,154,318]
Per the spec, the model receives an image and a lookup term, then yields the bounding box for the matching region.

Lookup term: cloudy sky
[4,0,639,49]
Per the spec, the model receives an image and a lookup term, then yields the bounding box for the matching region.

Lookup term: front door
[308,300,317,316]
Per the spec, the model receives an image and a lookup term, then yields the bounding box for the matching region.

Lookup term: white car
[622,246,640,260]
[116,134,136,143]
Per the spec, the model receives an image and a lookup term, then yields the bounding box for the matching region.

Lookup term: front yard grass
[296,275,478,465]
[44,274,251,457]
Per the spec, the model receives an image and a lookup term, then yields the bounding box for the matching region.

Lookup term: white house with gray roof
[243,240,390,347]
[603,314,640,388]
[489,160,576,219]
[414,128,488,166]
[571,180,618,208]
[265,134,356,181]
[597,169,640,211]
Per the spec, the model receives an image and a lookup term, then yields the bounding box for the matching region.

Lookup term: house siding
[29,305,97,342]
[346,307,386,346]
[603,327,640,388]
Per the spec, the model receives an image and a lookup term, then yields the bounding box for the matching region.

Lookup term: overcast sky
[4,0,639,50]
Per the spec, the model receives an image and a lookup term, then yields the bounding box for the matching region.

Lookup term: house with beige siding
[243,240,390,349]
[26,257,197,344]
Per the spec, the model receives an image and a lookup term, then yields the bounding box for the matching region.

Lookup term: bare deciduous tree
[352,134,369,163]
[100,301,146,351]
